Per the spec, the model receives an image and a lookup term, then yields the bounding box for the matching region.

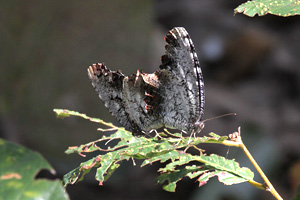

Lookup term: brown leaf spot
[1,173,22,180]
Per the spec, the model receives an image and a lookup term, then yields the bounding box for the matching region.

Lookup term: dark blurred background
[1,1,300,199]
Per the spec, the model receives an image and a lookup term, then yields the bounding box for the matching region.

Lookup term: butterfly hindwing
[88,63,142,133]
[88,63,163,134]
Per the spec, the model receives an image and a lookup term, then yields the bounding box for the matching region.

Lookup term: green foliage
[0,138,69,200]
[54,109,254,192]
[235,0,300,17]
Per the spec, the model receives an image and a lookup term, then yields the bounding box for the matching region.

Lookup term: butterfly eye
[194,121,205,133]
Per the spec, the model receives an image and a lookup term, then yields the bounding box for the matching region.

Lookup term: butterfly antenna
[202,113,237,124]
[195,113,237,134]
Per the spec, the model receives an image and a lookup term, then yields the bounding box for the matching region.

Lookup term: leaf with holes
[0,138,69,200]
[235,0,300,17]
[54,109,254,192]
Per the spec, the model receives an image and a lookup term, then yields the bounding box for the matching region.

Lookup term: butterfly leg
[174,130,186,146]
[149,129,162,139]
[187,129,196,144]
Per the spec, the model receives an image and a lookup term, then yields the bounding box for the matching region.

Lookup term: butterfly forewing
[159,27,205,132]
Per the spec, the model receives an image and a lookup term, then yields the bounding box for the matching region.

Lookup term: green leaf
[62,156,102,186]
[234,0,300,17]
[55,109,255,192]
[154,154,254,192]
[156,166,208,192]
[53,109,116,127]
[0,138,69,200]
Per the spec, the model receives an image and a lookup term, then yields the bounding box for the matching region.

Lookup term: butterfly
[87,27,205,135]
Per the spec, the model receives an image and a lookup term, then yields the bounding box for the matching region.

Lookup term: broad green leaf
[0,138,69,200]
[235,0,300,17]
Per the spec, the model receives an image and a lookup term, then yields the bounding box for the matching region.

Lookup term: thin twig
[239,139,283,199]
[163,129,182,138]
[97,127,118,132]
[229,127,283,200]
[247,180,266,190]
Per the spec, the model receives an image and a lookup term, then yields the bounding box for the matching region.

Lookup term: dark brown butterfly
[88,27,204,135]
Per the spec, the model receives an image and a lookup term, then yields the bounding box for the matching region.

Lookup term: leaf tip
[53,109,70,119]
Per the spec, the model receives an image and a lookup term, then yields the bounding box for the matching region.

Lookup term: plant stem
[247,180,265,190]
[219,128,283,200]
[212,128,283,200]
[238,138,283,200]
